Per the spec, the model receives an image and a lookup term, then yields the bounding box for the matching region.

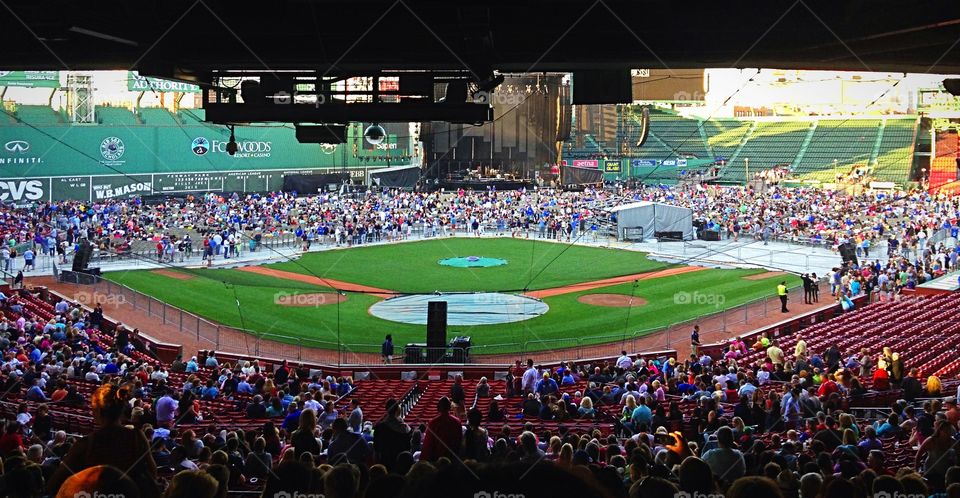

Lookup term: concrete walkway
[17,232,849,280]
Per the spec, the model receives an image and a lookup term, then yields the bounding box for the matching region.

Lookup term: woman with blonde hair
[578,397,595,419]
[832,428,860,460]
[927,375,942,396]
[622,395,638,424]
[839,413,860,438]
[476,377,490,397]
[548,436,562,458]
[650,380,665,402]
[291,409,321,457]
[731,416,746,439]
[262,378,276,397]
[557,443,574,468]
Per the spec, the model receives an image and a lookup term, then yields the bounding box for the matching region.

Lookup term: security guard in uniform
[777,281,789,313]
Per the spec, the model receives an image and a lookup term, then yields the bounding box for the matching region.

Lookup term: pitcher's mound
[152,269,196,280]
[276,293,346,307]
[577,294,648,308]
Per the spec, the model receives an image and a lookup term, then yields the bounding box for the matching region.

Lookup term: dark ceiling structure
[2,0,960,75]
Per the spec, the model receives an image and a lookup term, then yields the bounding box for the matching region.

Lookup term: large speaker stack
[61,239,101,284]
[424,301,447,363]
[404,300,472,363]
[838,242,859,267]
[426,301,447,347]
[71,239,94,272]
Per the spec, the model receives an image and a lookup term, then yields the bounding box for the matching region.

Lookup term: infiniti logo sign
[4,141,29,153]
[0,140,42,165]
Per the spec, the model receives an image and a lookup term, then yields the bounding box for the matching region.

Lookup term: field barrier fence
[90,278,808,365]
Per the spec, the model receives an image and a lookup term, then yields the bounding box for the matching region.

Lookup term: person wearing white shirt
[616,352,634,371]
[302,393,322,413]
[757,368,771,385]
[85,368,100,382]
[241,362,256,376]
[16,410,32,427]
[738,381,757,399]
[521,359,539,393]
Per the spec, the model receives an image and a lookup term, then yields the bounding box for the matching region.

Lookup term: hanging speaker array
[635,106,650,147]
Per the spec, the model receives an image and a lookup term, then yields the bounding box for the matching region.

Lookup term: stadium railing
[94,277,808,366]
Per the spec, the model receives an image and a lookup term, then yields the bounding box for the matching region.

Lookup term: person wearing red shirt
[872,362,890,391]
[818,376,840,398]
[135,368,149,386]
[0,422,24,456]
[420,396,461,462]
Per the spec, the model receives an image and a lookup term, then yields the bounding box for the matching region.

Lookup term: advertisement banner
[0,123,408,179]
[603,160,622,173]
[0,177,47,202]
[572,159,598,168]
[91,175,154,200]
[128,72,201,93]
[0,71,59,88]
[632,159,657,167]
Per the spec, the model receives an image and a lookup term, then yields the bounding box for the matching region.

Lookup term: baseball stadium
[2,3,960,498]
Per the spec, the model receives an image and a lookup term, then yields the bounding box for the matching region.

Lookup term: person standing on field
[777,281,789,313]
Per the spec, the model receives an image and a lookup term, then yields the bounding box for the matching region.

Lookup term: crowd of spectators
[3,280,959,498]
[2,183,960,496]
[2,184,960,273]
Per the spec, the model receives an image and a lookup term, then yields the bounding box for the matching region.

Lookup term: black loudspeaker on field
[72,239,94,272]
[838,242,858,266]
[426,301,448,347]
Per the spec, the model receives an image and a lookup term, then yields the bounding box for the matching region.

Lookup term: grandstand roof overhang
[1,1,960,74]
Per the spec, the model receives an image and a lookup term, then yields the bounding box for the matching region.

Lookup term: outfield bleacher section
[645,110,711,159]
[139,107,180,125]
[702,119,751,160]
[796,120,879,181]
[721,121,810,182]
[178,108,207,124]
[567,109,919,185]
[874,118,918,182]
[13,104,63,124]
[95,105,139,125]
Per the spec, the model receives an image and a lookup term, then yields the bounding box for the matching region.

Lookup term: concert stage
[431,178,536,191]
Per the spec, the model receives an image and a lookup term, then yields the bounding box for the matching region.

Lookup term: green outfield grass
[105,238,801,354]
[266,237,671,293]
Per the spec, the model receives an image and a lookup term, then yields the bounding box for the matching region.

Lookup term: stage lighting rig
[202,70,494,125]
